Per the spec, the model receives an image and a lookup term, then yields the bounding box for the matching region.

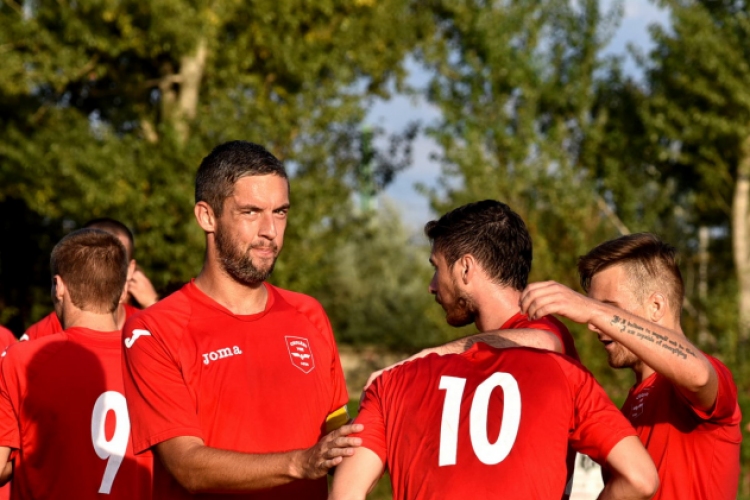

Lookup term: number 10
[438,373,521,466]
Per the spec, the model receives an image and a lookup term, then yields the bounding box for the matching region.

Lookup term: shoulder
[0,326,16,348]
[124,287,193,343]
[271,285,326,313]
[2,333,68,373]
[268,284,332,331]
[23,312,62,341]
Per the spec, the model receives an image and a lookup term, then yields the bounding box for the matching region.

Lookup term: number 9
[91,391,131,494]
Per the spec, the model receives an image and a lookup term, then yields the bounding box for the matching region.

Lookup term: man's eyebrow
[275,203,291,211]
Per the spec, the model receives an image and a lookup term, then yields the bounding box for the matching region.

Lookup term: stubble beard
[606,343,639,370]
[214,224,278,286]
[443,281,477,328]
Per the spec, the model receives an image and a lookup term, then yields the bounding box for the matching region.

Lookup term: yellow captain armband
[325,405,350,434]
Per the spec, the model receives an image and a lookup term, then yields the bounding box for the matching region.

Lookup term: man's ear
[194,201,217,233]
[457,254,476,285]
[52,275,66,303]
[646,291,667,323]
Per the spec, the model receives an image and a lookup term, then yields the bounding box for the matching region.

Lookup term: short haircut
[578,233,684,319]
[84,218,135,259]
[50,229,129,314]
[424,200,533,290]
[195,141,288,216]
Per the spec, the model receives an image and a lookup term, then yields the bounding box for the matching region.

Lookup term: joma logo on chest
[202,346,243,365]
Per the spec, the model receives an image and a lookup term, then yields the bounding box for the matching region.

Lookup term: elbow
[631,469,660,499]
[540,332,563,353]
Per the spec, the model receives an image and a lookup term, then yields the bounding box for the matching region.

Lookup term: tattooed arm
[520,281,718,412]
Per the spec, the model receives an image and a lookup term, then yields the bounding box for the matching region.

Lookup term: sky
[366,0,669,228]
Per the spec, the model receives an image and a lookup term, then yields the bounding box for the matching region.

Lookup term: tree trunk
[697,226,715,348]
[174,38,208,145]
[158,39,208,146]
[733,136,750,348]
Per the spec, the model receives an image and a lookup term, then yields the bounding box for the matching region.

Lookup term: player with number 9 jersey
[338,343,648,500]
[0,327,152,499]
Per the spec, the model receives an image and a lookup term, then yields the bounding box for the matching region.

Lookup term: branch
[595,195,630,236]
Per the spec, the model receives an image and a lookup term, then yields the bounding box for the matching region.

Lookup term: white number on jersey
[438,372,521,466]
[91,391,131,494]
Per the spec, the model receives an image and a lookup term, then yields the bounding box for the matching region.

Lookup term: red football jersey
[122,280,349,500]
[501,312,580,361]
[0,327,152,499]
[0,327,15,357]
[22,304,140,341]
[621,355,741,500]
[0,329,14,500]
[355,343,634,500]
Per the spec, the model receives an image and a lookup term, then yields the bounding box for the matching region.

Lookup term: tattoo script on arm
[609,315,697,360]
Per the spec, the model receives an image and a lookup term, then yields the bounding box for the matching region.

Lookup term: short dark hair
[424,200,533,290]
[578,233,684,319]
[84,218,135,259]
[50,229,129,314]
[195,141,289,216]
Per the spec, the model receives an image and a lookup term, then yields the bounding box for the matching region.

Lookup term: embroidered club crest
[286,336,315,374]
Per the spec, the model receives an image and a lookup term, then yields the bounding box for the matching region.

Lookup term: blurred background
[1,0,749,497]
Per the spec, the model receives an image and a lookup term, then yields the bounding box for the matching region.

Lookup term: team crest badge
[286,336,315,374]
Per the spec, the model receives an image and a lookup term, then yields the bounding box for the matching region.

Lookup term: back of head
[50,229,129,314]
[578,233,684,320]
[195,141,288,216]
[424,200,532,290]
[83,218,135,260]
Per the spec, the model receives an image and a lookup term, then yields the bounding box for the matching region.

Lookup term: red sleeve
[22,313,62,342]
[122,314,204,454]
[689,355,739,423]
[325,317,349,413]
[553,356,635,464]
[0,353,21,449]
[0,328,16,353]
[353,375,388,464]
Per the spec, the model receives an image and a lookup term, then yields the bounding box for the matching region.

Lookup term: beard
[214,224,279,286]
[440,280,477,327]
[605,342,640,369]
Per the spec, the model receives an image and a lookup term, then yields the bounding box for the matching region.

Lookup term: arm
[599,436,658,500]
[521,281,718,411]
[328,447,384,500]
[155,423,363,494]
[364,328,561,390]
[0,447,10,485]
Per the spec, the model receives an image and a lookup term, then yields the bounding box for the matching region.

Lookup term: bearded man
[122,141,359,500]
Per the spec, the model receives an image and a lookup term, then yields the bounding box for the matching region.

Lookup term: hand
[362,346,444,392]
[520,281,596,325]
[295,423,364,480]
[128,267,159,307]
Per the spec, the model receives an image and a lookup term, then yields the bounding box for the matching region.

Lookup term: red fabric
[355,343,634,500]
[621,355,741,500]
[501,312,580,361]
[0,327,152,499]
[0,327,14,500]
[22,304,140,341]
[122,281,348,500]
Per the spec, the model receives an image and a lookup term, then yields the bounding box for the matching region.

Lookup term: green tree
[0,0,428,330]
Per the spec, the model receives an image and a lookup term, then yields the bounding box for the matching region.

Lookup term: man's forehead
[228,174,290,202]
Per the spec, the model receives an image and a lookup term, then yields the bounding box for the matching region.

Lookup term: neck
[632,361,656,384]
[473,286,523,333]
[195,257,268,315]
[60,308,119,331]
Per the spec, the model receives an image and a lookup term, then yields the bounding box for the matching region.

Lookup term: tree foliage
[0,0,428,331]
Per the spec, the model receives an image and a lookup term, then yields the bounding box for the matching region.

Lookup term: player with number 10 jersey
[338,344,654,500]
